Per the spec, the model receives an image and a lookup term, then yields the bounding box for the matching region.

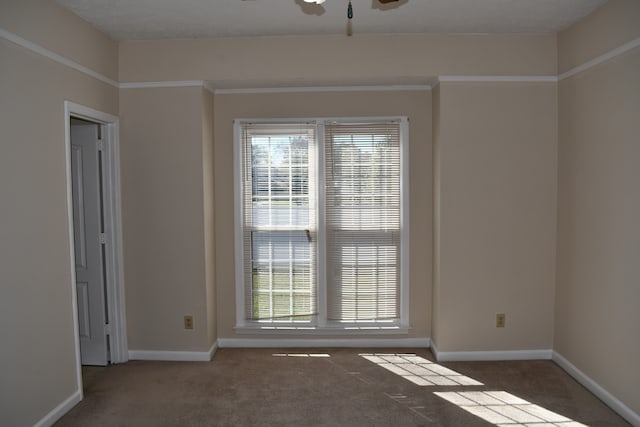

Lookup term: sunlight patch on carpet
[435,391,588,426]
[359,353,483,386]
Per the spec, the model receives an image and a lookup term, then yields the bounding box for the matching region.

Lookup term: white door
[71,121,108,366]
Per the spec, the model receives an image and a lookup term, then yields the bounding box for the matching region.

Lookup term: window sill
[234,324,410,335]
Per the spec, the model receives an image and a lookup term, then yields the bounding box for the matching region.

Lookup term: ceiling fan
[300,0,405,35]
[304,0,400,3]
[303,0,402,16]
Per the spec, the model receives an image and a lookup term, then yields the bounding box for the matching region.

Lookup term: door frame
[64,101,128,378]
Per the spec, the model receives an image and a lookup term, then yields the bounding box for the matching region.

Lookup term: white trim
[438,75,557,83]
[218,337,430,348]
[233,117,410,331]
[128,342,218,362]
[215,85,432,94]
[65,102,128,365]
[400,117,410,327]
[100,118,128,364]
[233,120,245,328]
[203,81,217,95]
[0,28,118,88]
[65,102,118,125]
[558,37,640,81]
[119,80,205,89]
[32,390,82,427]
[62,104,84,410]
[235,116,408,124]
[552,351,640,426]
[316,122,327,328]
[234,325,410,335]
[431,344,552,362]
[119,82,432,94]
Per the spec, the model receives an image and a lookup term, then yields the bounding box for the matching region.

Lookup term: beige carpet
[57,348,629,426]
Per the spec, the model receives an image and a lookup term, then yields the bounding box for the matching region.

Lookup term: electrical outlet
[184,315,194,330]
[496,313,506,328]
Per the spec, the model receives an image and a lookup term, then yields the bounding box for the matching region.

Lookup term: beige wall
[6,0,639,423]
[0,0,118,81]
[214,90,432,339]
[0,1,118,425]
[558,0,640,73]
[433,82,558,352]
[120,86,216,351]
[119,34,556,86]
[556,0,640,415]
[117,32,557,347]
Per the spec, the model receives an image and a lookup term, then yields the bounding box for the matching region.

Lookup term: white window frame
[234,117,409,334]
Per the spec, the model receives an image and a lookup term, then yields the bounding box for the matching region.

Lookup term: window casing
[234,118,409,333]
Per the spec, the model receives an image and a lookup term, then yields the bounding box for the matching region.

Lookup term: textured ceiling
[55,0,606,41]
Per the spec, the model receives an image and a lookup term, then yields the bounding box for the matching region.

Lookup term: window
[234,118,409,332]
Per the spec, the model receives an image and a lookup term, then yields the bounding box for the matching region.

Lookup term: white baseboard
[552,351,640,426]
[128,341,218,362]
[33,389,82,427]
[217,337,431,348]
[431,343,552,362]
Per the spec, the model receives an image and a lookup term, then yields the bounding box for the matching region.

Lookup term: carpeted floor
[56,348,629,426]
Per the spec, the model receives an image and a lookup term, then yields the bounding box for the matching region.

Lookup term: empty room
[0,0,638,426]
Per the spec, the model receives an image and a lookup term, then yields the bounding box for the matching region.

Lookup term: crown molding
[3,27,639,93]
[438,75,557,83]
[214,85,432,94]
[119,80,205,89]
[558,36,640,81]
[0,27,118,87]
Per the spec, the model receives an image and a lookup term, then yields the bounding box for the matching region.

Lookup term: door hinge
[104,323,112,335]
[99,233,107,244]
[97,139,105,151]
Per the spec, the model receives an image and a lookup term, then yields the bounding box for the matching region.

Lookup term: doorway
[70,118,109,365]
[64,101,127,384]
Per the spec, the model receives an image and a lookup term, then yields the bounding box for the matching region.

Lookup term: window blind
[324,121,401,322]
[240,123,318,321]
